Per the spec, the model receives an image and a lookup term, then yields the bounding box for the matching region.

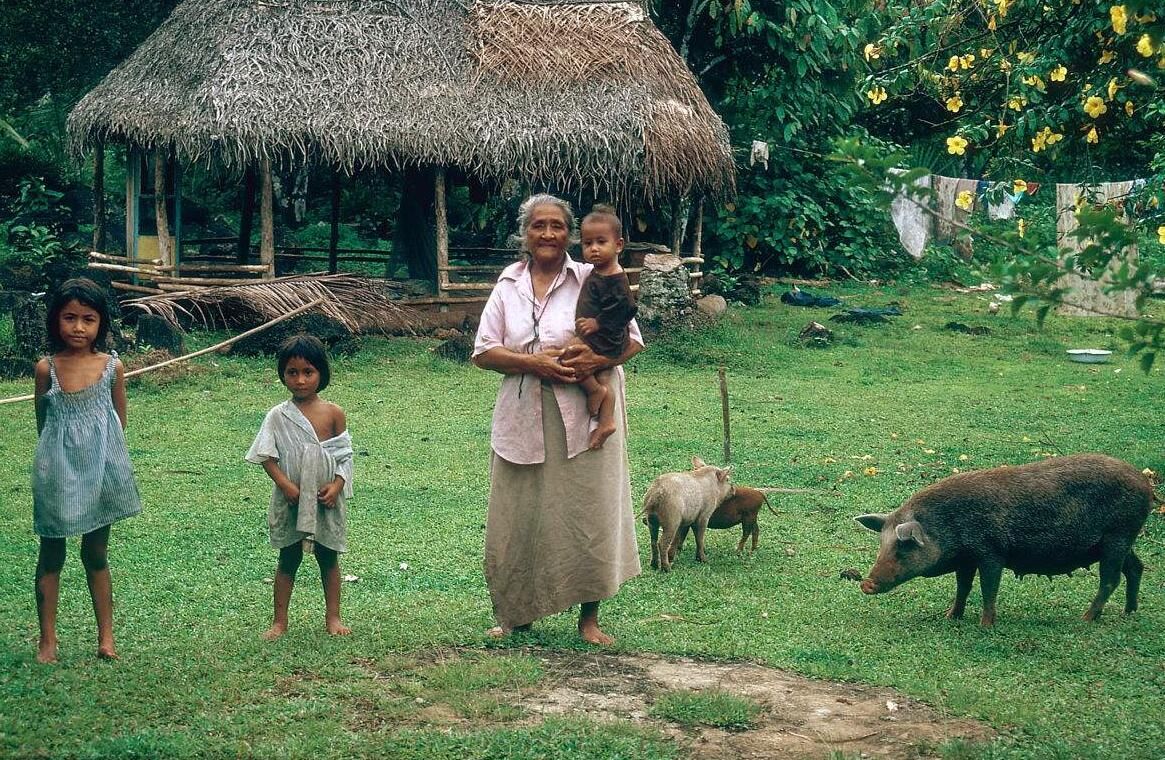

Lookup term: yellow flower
[1086,125,1099,143]
[1008,96,1027,110]
[1013,179,1028,194]
[1017,51,1036,64]
[1023,75,1047,91]
[1000,57,1013,72]
[1136,13,1157,23]
[1110,5,1128,35]
[948,55,961,72]
[996,121,1011,138]
[1158,225,1165,244]
[947,135,969,155]
[988,14,997,31]
[863,466,879,477]
[1125,100,1134,116]
[1099,49,1117,64]
[955,190,974,210]
[1018,219,1027,237]
[996,0,1011,17]
[1107,77,1120,100]
[946,94,964,112]
[961,54,976,69]
[864,43,882,61]
[1136,35,1155,58]
[980,48,993,59]
[1031,126,1064,152]
[867,86,888,104]
[1084,95,1108,117]
[1050,65,1068,82]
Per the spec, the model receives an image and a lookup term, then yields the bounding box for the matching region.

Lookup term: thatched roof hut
[68,0,735,204]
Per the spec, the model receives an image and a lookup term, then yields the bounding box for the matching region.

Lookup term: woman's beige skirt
[484,372,641,630]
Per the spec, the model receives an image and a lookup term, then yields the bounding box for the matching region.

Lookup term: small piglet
[643,457,734,572]
[674,477,777,557]
[856,453,1152,626]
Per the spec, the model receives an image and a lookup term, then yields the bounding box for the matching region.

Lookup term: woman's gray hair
[512,193,577,254]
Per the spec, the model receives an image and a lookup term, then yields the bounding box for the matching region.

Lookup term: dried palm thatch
[67,0,734,204]
[122,273,419,334]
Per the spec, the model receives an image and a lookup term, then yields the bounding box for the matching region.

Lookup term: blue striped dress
[31,352,142,537]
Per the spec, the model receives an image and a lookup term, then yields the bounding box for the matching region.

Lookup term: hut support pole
[692,196,704,294]
[237,164,257,264]
[435,167,449,308]
[154,151,173,267]
[92,139,106,253]
[260,158,275,279]
[328,174,341,274]
[670,195,687,256]
[125,147,140,265]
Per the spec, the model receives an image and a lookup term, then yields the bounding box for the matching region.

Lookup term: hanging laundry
[1055,180,1139,318]
[889,169,933,260]
[750,140,770,171]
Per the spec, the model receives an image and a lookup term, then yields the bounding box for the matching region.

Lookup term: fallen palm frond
[121,273,419,334]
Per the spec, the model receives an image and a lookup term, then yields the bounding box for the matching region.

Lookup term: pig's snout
[860,578,879,594]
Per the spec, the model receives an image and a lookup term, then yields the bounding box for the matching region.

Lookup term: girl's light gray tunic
[32,352,141,537]
[246,400,353,553]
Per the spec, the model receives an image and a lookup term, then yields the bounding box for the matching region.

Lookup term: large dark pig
[855,454,1152,626]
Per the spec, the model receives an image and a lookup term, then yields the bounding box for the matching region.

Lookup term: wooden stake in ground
[0,298,325,406]
[719,366,731,465]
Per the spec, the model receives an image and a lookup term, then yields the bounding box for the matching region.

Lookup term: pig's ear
[854,514,887,532]
[692,456,706,469]
[894,520,928,546]
[717,465,733,482]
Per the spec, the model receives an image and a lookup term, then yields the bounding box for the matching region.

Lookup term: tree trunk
[393,166,437,284]
[92,141,106,253]
[328,174,341,274]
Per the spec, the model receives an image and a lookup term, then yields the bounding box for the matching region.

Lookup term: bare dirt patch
[355,647,994,759]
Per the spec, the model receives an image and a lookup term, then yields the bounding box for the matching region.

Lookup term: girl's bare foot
[36,637,58,664]
[326,617,351,635]
[586,384,607,416]
[589,420,616,450]
[578,618,614,646]
[96,645,119,660]
[486,623,531,639]
[261,622,288,641]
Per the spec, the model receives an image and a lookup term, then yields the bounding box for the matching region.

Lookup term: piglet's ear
[692,456,706,469]
[717,465,733,482]
[894,520,927,546]
[854,514,886,532]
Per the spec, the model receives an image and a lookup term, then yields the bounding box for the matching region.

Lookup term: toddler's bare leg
[80,526,117,660]
[35,538,66,663]
[588,369,617,449]
[580,374,607,416]
[263,543,302,641]
[316,546,350,635]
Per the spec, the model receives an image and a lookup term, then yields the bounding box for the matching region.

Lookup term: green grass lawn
[1,281,1163,758]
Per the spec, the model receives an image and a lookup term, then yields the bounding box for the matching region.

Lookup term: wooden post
[92,140,106,253]
[260,157,275,279]
[719,366,731,465]
[154,151,173,267]
[328,174,341,274]
[691,196,704,295]
[435,166,449,305]
[671,195,686,256]
[237,164,257,263]
[125,147,140,263]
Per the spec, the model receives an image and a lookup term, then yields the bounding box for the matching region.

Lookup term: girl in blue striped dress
[31,278,141,664]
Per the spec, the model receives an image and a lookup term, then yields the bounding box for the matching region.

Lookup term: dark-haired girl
[246,335,352,640]
[32,277,141,663]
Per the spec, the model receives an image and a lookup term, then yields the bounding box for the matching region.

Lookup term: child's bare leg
[588,369,617,450]
[35,538,66,663]
[263,543,302,641]
[315,546,350,635]
[80,526,117,660]
[580,374,607,416]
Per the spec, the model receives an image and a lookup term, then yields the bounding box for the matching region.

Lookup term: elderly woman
[472,194,643,645]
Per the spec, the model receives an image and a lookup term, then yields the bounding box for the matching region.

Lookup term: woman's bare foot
[585,384,607,417]
[261,622,288,641]
[36,637,58,664]
[589,420,616,450]
[96,644,119,660]
[578,618,614,646]
[326,617,351,636]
